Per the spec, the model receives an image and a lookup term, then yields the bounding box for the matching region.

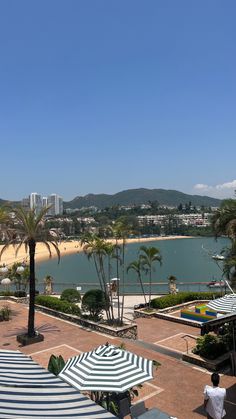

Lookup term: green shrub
[0,305,12,321]
[48,354,65,376]
[14,291,27,298]
[82,289,110,320]
[150,292,222,309]
[0,291,14,296]
[60,288,81,303]
[193,334,227,359]
[35,295,81,316]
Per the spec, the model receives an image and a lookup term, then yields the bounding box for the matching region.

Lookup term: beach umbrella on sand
[207,294,236,314]
[59,343,153,393]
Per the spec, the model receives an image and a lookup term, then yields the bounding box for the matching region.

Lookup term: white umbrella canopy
[59,344,153,393]
[207,294,236,314]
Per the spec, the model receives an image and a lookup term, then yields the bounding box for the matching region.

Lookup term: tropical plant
[127,260,147,304]
[212,199,236,290]
[212,199,236,239]
[8,262,30,293]
[80,234,113,322]
[110,218,134,323]
[139,246,162,307]
[60,288,81,303]
[48,354,65,376]
[0,206,60,341]
[0,305,12,321]
[193,334,226,360]
[82,289,109,320]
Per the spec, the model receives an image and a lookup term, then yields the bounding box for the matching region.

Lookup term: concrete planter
[35,304,138,340]
[182,351,230,371]
[16,333,44,346]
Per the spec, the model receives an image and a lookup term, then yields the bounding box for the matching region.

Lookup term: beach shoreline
[0,235,194,266]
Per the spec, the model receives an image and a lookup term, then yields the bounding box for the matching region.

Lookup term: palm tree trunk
[138,272,147,305]
[28,239,36,337]
[120,239,125,323]
[149,270,152,308]
[115,241,121,323]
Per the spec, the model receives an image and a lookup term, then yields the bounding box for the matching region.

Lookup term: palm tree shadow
[4,323,60,337]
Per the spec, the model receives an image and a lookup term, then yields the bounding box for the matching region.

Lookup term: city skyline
[1,1,235,201]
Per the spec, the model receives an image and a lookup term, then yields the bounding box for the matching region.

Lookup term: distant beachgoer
[204,373,226,419]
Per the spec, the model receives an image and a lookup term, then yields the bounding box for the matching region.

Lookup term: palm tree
[80,234,113,322]
[212,199,236,290]
[212,199,236,239]
[111,218,134,323]
[0,206,60,342]
[127,260,147,304]
[139,245,162,307]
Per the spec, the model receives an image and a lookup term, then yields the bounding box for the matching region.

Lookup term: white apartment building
[47,194,63,216]
[22,193,63,216]
[30,193,42,215]
[42,197,48,208]
[137,213,212,228]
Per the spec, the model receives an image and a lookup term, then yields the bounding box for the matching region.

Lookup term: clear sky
[0,0,235,201]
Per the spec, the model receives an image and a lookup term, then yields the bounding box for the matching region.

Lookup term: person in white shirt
[204,373,226,419]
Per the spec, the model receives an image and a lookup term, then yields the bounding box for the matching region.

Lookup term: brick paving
[0,300,236,419]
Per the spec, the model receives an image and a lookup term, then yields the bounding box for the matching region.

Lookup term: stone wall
[35,304,138,340]
[182,351,230,371]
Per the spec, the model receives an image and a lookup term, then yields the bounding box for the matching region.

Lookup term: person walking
[204,372,226,419]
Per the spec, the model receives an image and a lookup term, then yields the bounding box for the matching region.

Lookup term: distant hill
[64,188,221,209]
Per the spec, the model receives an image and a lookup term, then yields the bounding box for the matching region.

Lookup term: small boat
[212,254,225,261]
[207,280,225,288]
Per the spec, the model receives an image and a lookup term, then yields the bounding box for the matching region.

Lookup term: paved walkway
[0,299,236,419]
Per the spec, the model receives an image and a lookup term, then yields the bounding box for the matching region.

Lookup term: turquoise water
[36,237,230,294]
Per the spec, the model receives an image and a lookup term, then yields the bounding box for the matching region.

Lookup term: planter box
[35,304,138,340]
[182,351,230,371]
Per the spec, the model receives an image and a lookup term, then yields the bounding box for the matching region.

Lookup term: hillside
[64,188,221,209]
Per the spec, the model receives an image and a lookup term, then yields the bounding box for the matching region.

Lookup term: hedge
[150,292,222,310]
[35,295,81,316]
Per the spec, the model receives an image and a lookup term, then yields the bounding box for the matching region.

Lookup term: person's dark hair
[211,372,220,386]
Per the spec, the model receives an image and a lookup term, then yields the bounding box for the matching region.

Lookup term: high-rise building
[47,194,63,216]
[21,197,30,211]
[30,193,42,215]
[42,197,48,208]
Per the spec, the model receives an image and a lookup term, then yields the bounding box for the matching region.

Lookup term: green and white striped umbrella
[207,293,236,313]
[59,344,153,393]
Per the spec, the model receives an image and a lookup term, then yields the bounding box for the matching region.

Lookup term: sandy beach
[0,236,193,266]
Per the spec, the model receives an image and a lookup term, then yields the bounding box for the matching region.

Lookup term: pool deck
[0,297,236,419]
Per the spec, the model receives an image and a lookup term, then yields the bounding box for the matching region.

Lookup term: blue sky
[0,0,235,201]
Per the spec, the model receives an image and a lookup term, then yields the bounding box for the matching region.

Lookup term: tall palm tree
[212,199,236,239]
[80,234,113,322]
[111,218,133,323]
[139,245,162,307]
[127,260,147,304]
[212,199,236,290]
[0,206,60,340]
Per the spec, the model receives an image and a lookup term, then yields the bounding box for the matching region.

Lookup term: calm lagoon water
[36,237,230,294]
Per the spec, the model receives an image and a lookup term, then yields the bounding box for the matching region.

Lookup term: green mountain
[64,188,221,209]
